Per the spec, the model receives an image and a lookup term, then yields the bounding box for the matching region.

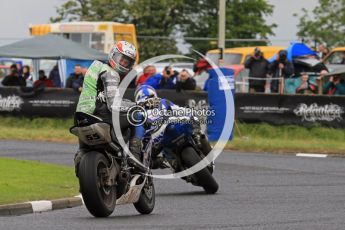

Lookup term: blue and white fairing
[136,98,197,159]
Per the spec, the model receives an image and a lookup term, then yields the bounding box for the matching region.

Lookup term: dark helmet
[278,50,288,61]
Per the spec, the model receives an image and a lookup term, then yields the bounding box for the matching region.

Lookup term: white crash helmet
[108,41,137,75]
[134,85,157,102]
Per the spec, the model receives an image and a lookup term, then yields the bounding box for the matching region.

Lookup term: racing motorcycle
[149,100,219,194]
[70,111,155,217]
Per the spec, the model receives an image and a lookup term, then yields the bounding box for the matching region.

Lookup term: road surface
[1,140,345,230]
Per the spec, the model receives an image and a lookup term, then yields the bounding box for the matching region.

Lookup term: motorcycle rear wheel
[78,152,116,217]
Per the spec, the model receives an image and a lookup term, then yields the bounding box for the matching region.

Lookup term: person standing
[22,65,33,87]
[145,66,178,90]
[66,64,84,92]
[317,43,329,60]
[49,64,61,88]
[244,48,269,93]
[268,50,294,93]
[136,65,157,86]
[1,64,26,86]
[176,69,196,91]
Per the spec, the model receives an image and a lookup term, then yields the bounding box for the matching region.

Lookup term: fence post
[317,75,324,95]
[242,76,247,93]
[265,75,271,93]
[279,77,284,94]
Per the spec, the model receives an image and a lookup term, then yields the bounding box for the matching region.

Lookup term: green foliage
[295,0,345,47]
[184,0,277,54]
[51,0,276,57]
[126,0,186,59]
[50,0,92,22]
[51,0,184,59]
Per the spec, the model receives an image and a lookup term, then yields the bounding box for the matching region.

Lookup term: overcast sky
[0,0,319,46]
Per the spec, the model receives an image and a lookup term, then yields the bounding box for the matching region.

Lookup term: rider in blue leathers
[134,85,210,169]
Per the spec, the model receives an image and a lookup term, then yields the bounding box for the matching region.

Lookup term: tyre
[78,152,116,217]
[133,177,155,214]
[180,147,219,194]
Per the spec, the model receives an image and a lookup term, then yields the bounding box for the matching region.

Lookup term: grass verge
[0,116,344,154]
[0,157,78,205]
[228,123,345,154]
[0,116,77,143]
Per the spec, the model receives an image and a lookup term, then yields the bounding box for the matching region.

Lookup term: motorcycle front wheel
[78,151,116,217]
[133,176,155,214]
[181,147,219,194]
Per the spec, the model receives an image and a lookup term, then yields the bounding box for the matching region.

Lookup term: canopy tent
[270,42,317,62]
[0,34,107,86]
[0,34,107,60]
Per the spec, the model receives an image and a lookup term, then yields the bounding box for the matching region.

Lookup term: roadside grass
[0,157,78,205]
[228,123,345,154]
[0,116,77,143]
[0,116,344,154]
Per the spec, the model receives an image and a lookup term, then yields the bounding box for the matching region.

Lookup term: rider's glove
[138,97,161,109]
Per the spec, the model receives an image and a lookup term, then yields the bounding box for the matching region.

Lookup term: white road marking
[296,153,328,158]
[30,201,52,212]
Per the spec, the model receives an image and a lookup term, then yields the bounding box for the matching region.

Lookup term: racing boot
[128,137,146,173]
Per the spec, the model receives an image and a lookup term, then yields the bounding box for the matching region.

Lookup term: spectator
[193,58,213,90]
[317,43,329,60]
[136,65,157,86]
[295,73,317,94]
[323,75,345,95]
[66,64,84,92]
[22,65,33,87]
[49,64,61,88]
[193,58,211,75]
[1,65,26,86]
[244,47,269,93]
[81,67,88,76]
[145,66,178,89]
[33,70,53,88]
[268,50,294,93]
[176,69,196,91]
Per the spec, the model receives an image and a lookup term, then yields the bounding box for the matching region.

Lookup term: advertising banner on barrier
[0,87,208,118]
[1,87,344,128]
[0,87,79,117]
[235,93,345,128]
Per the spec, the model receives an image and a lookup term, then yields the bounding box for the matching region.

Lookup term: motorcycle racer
[134,85,212,169]
[74,41,143,175]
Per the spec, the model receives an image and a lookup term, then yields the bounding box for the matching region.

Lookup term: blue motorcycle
[147,99,219,194]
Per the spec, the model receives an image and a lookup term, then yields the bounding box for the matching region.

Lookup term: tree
[126,0,188,59]
[51,0,276,58]
[183,0,277,54]
[50,0,93,22]
[295,0,345,47]
[50,0,128,23]
[51,0,187,59]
